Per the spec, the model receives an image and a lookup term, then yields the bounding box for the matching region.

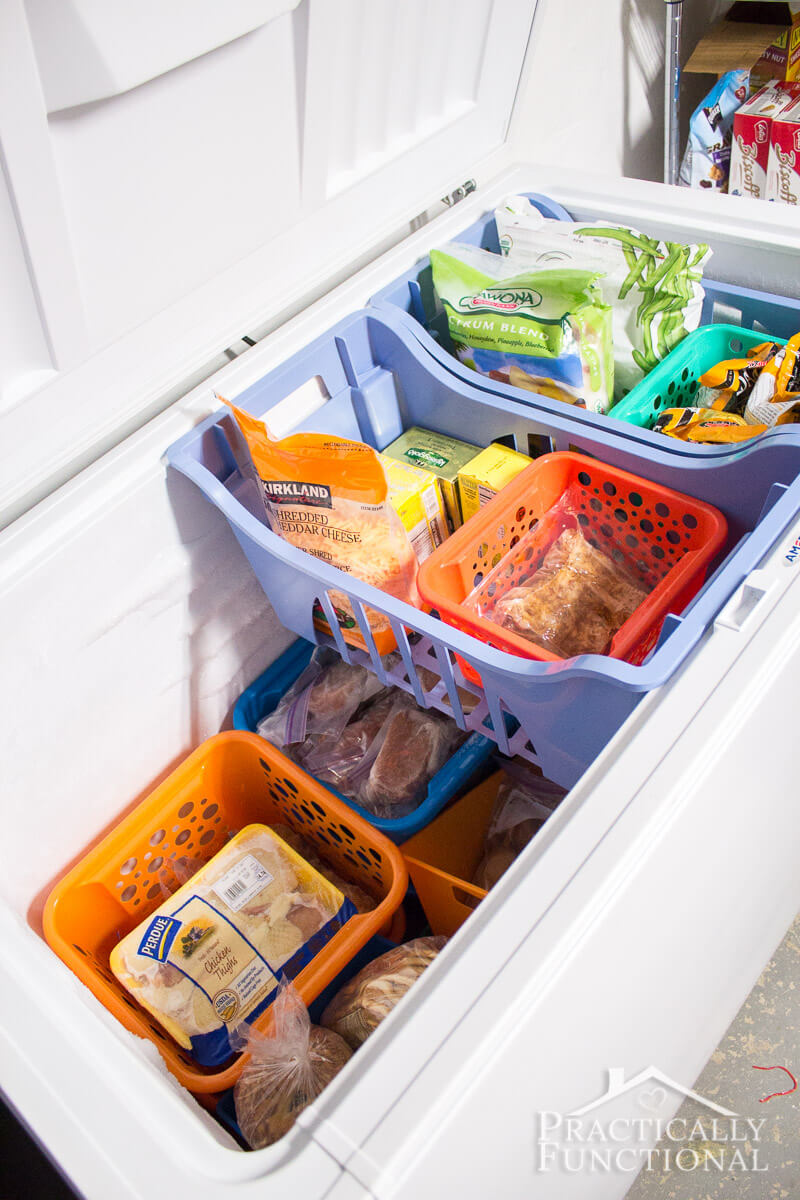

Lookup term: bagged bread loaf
[110,825,356,1065]
[474,767,566,891]
[321,936,447,1049]
[234,979,352,1149]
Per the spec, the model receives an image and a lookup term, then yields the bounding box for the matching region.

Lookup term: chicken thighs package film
[225,399,421,653]
[429,244,614,412]
[494,196,711,398]
[110,825,357,1065]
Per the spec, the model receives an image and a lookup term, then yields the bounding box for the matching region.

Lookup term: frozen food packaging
[256,648,384,757]
[223,398,421,653]
[678,69,750,192]
[465,490,650,659]
[429,243,613,412]
[320,936,447,1048]
[234,979,352,1149]
[110,825,357,1065]
[473,766,566,890]
[495,196,711,398]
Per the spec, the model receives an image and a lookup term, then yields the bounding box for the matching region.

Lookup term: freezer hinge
[441,178,477,207]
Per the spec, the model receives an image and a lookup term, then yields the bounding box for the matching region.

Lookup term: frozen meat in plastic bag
[302,688,463,818]
[234,978,352,1149]
[465,488,649,660]
[320,936,447,1049]
[256,648,384,757]
[358,695,463,818]
[473,766,567,890]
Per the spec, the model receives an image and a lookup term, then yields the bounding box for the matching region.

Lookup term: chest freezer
[2,3,800,1199]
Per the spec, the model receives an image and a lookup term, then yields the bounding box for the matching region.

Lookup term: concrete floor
[627,912,800,1200]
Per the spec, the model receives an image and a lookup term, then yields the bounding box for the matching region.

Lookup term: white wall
[513,0,732,182]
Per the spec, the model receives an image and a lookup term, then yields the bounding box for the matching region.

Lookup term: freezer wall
[513,0,732,181]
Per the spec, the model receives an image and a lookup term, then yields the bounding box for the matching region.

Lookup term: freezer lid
[0,0,538,525]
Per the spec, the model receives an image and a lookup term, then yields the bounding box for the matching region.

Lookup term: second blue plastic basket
[233,639,494,842]
[370,194,800,460]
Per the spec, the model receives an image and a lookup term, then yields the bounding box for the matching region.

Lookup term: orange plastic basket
[417,451,727,685]
[401,773,502,936]
[43,731,407,1093]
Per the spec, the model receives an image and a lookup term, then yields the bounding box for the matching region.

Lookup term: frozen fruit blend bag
[429,244,613,412]
[225,400,420,653]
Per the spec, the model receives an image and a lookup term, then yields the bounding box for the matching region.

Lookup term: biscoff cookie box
[730,81,800,200]
[766,91,800,204]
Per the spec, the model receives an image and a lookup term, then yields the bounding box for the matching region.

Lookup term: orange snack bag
[225,400,420,653]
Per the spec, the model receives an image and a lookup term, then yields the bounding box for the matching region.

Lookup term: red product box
[767,92,800,204]
[730,81,800,199]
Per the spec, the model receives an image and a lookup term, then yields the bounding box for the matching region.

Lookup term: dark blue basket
[370,193,800,459]
[167,306,800,789]
[233,639,494,842]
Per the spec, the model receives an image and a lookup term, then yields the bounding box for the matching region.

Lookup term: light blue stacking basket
[370,194,800,460]
[232,639,494,843]
[167,307,800,789]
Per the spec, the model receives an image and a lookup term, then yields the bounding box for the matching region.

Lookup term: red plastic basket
[417,451,727,684]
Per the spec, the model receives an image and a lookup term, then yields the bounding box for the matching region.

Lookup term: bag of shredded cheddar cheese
[225,400,421,653]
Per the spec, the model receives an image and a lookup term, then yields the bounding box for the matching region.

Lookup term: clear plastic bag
[473,766,567,891]
[320,936,447,1049]
[233,979,352,1149]
[302,688,463,818]
[257,648,385,758]
[357,697,462,818]
[465,488,649,659]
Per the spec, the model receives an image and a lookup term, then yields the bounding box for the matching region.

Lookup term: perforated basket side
[43,732,406,1092]
[609,325,788,430]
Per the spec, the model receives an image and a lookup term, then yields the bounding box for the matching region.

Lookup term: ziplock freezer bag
[304,690,463,819]
[465,487,649,659]
[225,399,420,653]
[320,936,447,1049]
[234,979,352,1149]
[495,197,711,397]
[110,825,356,1065]
[429,244,613,412]
[679,69,750,192]
[256,648,384,756]
[473,766,567,890]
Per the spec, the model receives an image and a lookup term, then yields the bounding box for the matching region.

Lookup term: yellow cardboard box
[382,427,481,531]
[457,443,531,522]
[380,454,448,563]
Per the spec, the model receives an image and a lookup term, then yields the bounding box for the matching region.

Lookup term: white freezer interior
[2,3,800,1198]
[4,167,800,1200]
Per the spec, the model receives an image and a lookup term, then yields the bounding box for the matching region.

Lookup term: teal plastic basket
[608,325,788,431]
